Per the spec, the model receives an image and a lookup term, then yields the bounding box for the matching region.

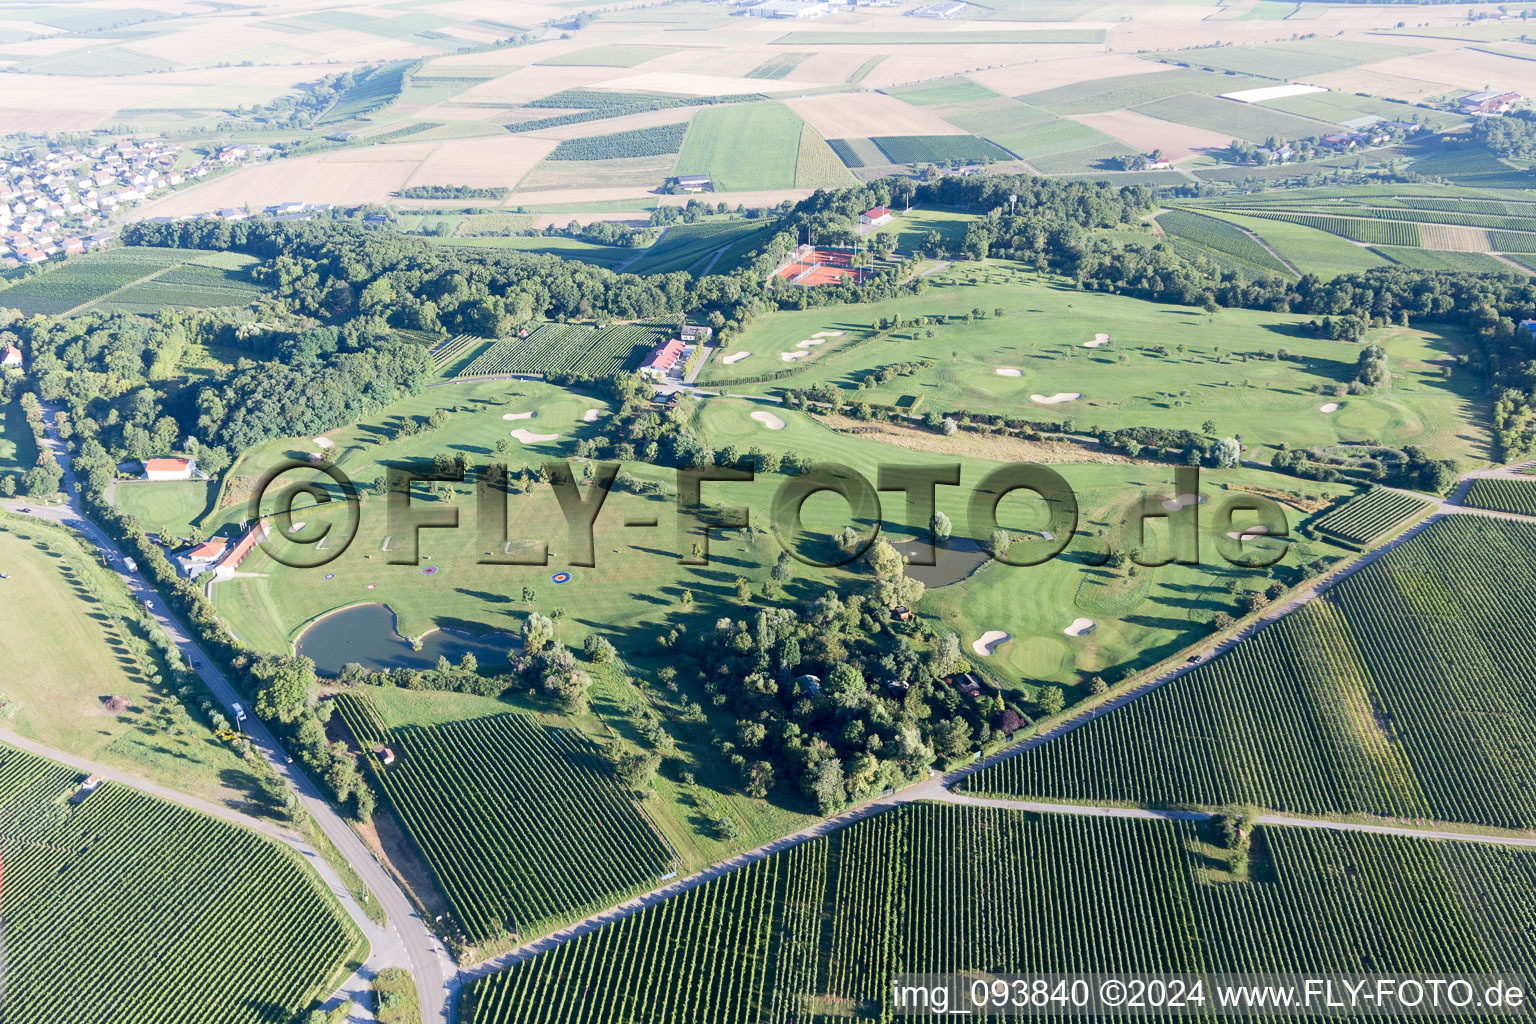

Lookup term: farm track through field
[450,459,1536,993]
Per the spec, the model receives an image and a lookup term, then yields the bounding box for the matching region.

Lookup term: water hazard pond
[294,603,520,675]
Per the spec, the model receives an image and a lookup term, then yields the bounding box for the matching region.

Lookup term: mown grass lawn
[0,517,271,811]
[709,262,1489,465]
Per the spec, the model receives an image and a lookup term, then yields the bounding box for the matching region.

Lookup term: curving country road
[4,403,457,1024]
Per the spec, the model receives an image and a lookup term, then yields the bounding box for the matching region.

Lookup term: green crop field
[336,692,675,947]
[0,741,360,1024]
[979,117,1115,160]
[1463,477,1536,517]
[460,322,667,377]
[1157,209,1291,277]
[871,134,1015,164]
[883,78,999,107]
[1133,93,1332,144]
[794,123,860,188]
[964,515,1536,830]
[1313,486,1434,546]
[976,117,1112,161]
[1239,211,1423,247]
[1019,68,1267,115]
[1151,38,1426,79]
[462,802,1536,1023]
[674,102,804,191]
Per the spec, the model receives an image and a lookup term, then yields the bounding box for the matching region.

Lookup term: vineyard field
[462,802,1536,1023]
[336,693,675,947]
[1241,211,1422,247]
[458,322,667,378]
[0,742,360,1024]
[962,515,1536,830]
[1157,209,1290,276]
[1314,487,1433,546]
[1463,477,1536,517]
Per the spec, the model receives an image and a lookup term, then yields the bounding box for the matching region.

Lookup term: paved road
[7,404,457,1024]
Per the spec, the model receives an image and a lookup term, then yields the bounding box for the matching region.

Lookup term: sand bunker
[510,428,558,443]
[1031,393,1081,404]
[781,351,810,361]
[1320,403,1341,413]
[582,408,600,422]
[795,338,825,349]
[1161,493,1207,512]
[313,437,334,448]
[502,411,536,421]
[1226,525,1273,540]
[1063,618,1097,637]
[971,630,1011,656]
[722,351,752,365]
[811,331,843,338]
[751,410,786,430]
[1083,333,1110,348]
[995,367,1022,377]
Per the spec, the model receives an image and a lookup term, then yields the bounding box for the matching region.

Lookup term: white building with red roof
[859,206,892,226]
[142,456,195,481]
[639,338,687,380]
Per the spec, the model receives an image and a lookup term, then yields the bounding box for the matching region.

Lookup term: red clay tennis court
[774,248,875,286]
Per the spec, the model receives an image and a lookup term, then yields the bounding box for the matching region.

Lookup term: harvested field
[1066,109,1232,162]
[132,145,437,217]
[588,71,816,95]
[407,136,560,190]
[787,92,966,139]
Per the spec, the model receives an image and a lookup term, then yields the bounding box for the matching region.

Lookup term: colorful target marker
[550,572,571,584]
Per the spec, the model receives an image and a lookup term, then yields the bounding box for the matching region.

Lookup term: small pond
[294,603,520,676]
[891,536,990,589]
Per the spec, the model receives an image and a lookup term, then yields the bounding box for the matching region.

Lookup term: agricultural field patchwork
[462,802,1536,1023]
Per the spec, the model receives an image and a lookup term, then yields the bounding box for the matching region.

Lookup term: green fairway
[211,370,1352,701]
[0,518,272,811]
[673,102,805,191]
[708,263,1489,466]
[112,479,216,538]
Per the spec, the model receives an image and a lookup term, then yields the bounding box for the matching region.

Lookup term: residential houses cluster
[0,137,230,269]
